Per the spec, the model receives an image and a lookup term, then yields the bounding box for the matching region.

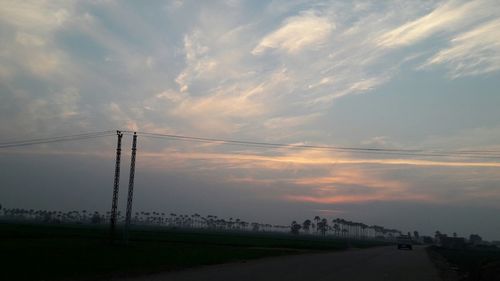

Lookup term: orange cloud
[7,144,499,169]
[292,169,404,190]
[139,149,500,169]
[285,193,435,204]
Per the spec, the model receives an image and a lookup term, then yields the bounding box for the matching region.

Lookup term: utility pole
[110,130,123,242]
[124,132,137,242]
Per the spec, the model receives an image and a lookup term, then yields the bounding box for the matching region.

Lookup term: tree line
[0,206,288,232]
[1,205,405,240]
[290,216,401,239]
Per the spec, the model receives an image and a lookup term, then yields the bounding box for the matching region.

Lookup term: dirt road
[118,246,441,281]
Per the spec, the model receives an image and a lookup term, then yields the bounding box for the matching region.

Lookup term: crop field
[0,222,388,281]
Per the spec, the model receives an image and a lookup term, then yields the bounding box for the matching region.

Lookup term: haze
[1,0,500,240]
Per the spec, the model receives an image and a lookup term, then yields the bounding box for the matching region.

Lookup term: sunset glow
[1,0,500,240]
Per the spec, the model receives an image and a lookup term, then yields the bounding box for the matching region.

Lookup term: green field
[0,222,388,281]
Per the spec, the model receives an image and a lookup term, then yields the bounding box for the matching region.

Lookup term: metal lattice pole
[110,130,123,241]
[124,132,137,242]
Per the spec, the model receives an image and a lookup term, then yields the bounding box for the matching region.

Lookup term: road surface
[118,246,441,281]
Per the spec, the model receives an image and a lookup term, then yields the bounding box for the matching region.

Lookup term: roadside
[427,245,500,281]
[427,246,460,281]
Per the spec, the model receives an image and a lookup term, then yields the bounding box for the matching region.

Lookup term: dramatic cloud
[1,0,500,239]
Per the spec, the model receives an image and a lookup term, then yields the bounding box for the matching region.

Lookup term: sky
[1,0,500,240]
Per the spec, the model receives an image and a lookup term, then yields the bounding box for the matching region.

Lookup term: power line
[2,129,499,160]
[0,130,115,145]
[0,131,116,148]
[122,130,500,160]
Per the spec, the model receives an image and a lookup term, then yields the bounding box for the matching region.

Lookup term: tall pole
[110,130,123,241]
[124,132,137,242]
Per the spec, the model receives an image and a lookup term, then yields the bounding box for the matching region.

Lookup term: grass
[0,222,388,281]
[429,246,500,281]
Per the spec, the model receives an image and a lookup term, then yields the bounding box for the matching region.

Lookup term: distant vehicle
[397,235,413,250]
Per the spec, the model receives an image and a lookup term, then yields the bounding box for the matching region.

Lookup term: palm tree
[360,223,368,239]
[339,218,347,237]
[241,221,248,230]
[313,216,321,234]
[302,219,312,234]
[318,218,328,236]
[333,223,340,236]
[251,222,259,232]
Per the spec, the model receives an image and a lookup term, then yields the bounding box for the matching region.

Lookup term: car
[397,235,413,250]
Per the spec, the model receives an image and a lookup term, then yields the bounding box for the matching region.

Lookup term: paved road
[119,246,441,281]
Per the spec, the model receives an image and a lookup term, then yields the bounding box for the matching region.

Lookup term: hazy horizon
[1,0,500,240]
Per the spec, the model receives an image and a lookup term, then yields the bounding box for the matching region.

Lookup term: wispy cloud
[376,0,495,48]
[127,146,500,205]
[376,0,500,77]
[2,0,500,140]
[292,170,405,190]
[263,113,321,130]
[176,30,217,92]
[0,1,73,79]
[0,1,70,31]
[139,149,500,170]
[252,10,334,55]
[422,19,500,78]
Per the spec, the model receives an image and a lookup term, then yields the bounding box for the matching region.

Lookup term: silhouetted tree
[302,219,311,233]
[313,216,321,233]
[333,223,340,236]
[318,218,328,236]
[290,221,301,235]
